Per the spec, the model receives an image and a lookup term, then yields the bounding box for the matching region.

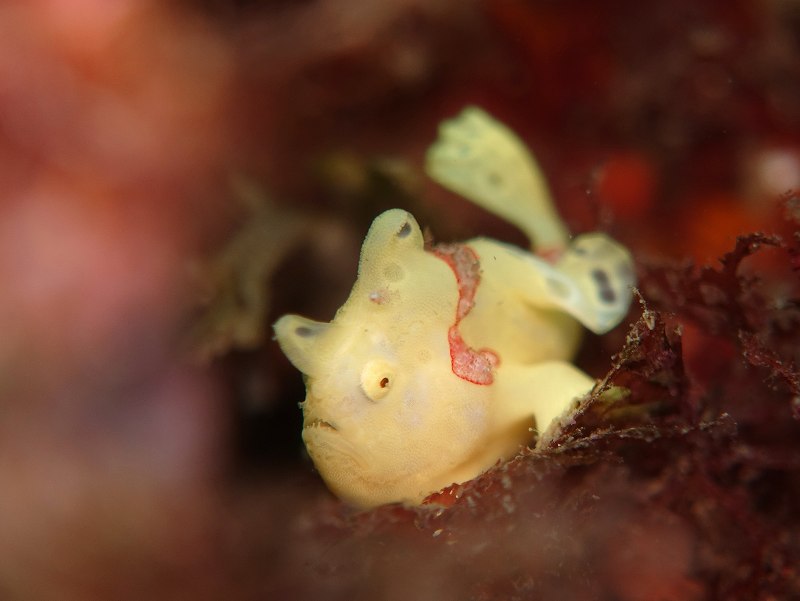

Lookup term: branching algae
[274,107,635,508]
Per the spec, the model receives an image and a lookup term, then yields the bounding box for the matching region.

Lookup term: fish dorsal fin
[426,106,569,253]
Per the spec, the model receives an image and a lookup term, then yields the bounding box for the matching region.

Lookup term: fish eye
[360,359,394,402]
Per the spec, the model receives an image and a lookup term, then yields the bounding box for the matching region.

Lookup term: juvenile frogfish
[274,107,635,508]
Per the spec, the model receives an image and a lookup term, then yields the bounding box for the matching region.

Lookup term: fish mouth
[303,418,338,432]
[301,416,368,472]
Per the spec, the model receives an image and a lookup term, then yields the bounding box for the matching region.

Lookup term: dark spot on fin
[591,269,616,304]
[295,326,316,337]
[487,172,502,186]
[397,222,411,238]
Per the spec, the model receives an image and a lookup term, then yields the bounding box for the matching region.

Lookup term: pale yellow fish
[274,107,635,508]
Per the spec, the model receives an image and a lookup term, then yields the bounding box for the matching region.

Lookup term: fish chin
[302,420,367,473]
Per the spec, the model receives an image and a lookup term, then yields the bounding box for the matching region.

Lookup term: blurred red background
[1,1,799,599]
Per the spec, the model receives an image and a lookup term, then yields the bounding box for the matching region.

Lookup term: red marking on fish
[431,243,500,385]
[537,246,564,264]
